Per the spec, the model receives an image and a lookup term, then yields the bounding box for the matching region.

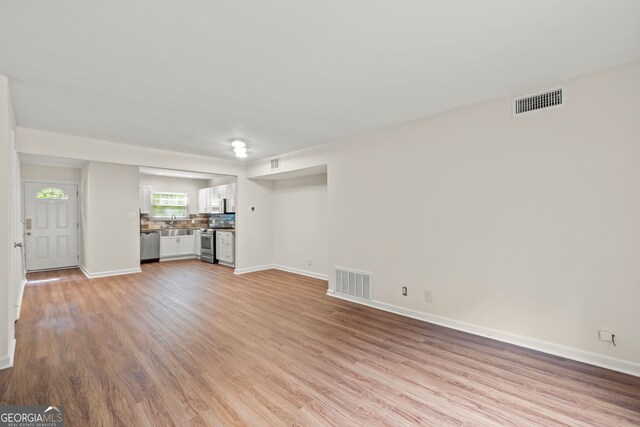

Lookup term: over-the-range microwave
[211,198,225,214]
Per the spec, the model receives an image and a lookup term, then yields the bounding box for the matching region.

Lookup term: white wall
[139,174,208,215]
[272,174,328,278]
[208,176,237,187]
[248,60,640,374]
[21,164,81,182]
[80,161,141,276]
[16,128,274,272]
[0,75,19,369]
[234,178,274,272]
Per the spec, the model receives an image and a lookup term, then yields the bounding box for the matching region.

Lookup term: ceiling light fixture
[231,139,249,158]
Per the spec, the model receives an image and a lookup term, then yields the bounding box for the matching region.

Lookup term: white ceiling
[1,1,639,161]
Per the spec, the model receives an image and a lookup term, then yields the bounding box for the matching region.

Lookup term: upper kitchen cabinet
[198,188,211,214]
[225,183,236,213]
[139,186,151,214]
[198,183,236,214]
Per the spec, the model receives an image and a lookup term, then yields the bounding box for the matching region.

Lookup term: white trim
[80,265,142,279]
[159,255,197,262]
[234,264,330,280]
[15,278,26,320]
[233,264,275,275]
[21,178,81,185]
[0,338,16,370]
[327,292,640,378]
[273,264,328,280]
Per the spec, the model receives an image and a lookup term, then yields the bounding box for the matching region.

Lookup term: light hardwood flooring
[1,260,639,426]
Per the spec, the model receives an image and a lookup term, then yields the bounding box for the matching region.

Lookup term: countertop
[141,227,203,232]
[141,227,235,233]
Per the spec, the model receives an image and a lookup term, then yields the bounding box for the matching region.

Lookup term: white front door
[24,182,79,271]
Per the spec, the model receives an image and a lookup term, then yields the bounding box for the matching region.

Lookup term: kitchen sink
[160,228,194,236]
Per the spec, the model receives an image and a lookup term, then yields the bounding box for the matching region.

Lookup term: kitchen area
[138,167,236,268]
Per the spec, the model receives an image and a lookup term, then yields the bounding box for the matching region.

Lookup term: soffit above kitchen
[139,167,226,181]
[1,1,639,161]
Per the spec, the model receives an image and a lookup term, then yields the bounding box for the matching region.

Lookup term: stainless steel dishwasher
[140,231,160,263]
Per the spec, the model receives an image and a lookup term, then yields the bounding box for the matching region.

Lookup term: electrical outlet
[307,259,312,266]
[402,286,407,296]
[424,289,433,303]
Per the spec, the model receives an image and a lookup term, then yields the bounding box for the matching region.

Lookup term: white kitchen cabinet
[178,235,196,255]
[210,186,222,201]
[198,188,211,214]
[199,184,236,214]
[195,230,202,258]
[225,183,236,213]
[160,236,179,258]
[139,186,152,214]
[160,235,196,258]
[216,231,234,264]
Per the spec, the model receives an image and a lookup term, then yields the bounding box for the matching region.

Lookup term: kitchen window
[151,192,188,219]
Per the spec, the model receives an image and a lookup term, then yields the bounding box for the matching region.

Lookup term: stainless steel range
[200,229,217,264]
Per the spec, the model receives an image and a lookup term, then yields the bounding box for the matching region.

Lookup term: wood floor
[1,260,639,426]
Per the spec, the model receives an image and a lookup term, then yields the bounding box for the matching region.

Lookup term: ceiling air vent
[513,88,563,116]
[270,157,280,170]
[335,267,372,301]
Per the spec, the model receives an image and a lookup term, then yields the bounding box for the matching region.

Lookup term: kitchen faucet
[170,214,176,226]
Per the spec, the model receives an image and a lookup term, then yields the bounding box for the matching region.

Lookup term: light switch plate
[599,330,613,342]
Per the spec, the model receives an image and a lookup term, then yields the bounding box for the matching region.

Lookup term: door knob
[14,242,22,248]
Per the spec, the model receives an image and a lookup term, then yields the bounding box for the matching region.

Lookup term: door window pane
[36,187,69,200]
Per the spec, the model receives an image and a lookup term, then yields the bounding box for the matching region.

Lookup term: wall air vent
[335,267,372,301]
[270,157,280,170]
[513,88,563,116]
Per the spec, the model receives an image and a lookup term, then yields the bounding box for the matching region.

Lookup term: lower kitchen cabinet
[160,235,196,259]
[216,231,234,264]
[195,230,202,258]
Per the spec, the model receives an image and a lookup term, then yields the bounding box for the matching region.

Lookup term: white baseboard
[233,264,329,281]
[15,277,26,320]
[0,338,16,370]
[233,264,275,275]
[273,264,328,281]
[159,255,197,262]
[327,292,640,378]
[80,265,142,279]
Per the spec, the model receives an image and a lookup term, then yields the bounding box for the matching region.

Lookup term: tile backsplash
[210,214,236,229]
[140,213,209,230]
